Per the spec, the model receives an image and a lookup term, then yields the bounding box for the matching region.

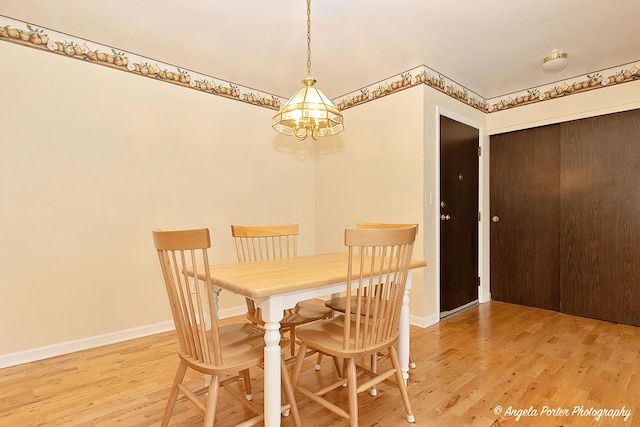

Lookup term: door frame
[434,106,488,318]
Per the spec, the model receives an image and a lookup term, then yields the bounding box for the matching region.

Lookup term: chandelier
[272,0,344,141]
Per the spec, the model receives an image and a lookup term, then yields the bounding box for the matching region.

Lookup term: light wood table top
[196,252,427,299]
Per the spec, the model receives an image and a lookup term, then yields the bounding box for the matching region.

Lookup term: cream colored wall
[314,89,426,321]
[3,32,638,359]
[314,89,424,251]
[0,41,316,355]
[314,87,488,325]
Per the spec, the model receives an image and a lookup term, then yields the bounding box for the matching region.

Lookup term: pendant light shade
[272,77,344,140]
[272,0,344,141]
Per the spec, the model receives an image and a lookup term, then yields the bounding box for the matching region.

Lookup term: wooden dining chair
[325,222,418,374]
[292,226,417,427]
[152,228,301,427]
[231,224,333,362]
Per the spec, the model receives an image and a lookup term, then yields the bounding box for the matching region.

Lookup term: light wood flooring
[1,301,639,426]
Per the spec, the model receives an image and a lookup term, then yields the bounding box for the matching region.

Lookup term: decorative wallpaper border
[0,16,287,110]
[333,65,490,112]
[2,15,639,115]
[334,61,640,114]
[485,64,640,112]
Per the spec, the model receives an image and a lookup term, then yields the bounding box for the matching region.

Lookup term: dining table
[194,251,426,427]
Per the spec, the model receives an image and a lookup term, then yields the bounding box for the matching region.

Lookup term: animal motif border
[2,15,639,115]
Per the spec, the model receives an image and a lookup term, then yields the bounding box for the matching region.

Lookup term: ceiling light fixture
[542,49,569,72]
[272,0,344,141]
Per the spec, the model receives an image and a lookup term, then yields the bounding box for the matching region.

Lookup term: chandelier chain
[271,0,344,140]
[306,0,312,76]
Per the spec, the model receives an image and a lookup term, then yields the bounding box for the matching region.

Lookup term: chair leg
[346,358,359,427]
[389,346,415,423]
[369,353,378,396]
[409,351,417,369]
[241,368,253,400]
[203,375,220,427]
[289,326,297,357]
[280,356,302,427]
[161,361,187,427]
[291,343,307,385]
[334,356,344,380]
[315,352,323,370]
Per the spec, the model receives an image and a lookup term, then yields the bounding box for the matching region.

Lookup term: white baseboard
[0,320,175,369]
[479,291,492,304]
[0,305,251,369]
[218,305,249,319]
[1,304,439,369]
[410,312,440,328]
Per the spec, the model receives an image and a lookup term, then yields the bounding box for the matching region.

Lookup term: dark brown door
[490,125,561,311]
[560,109,640,325]
[440,116,479,313]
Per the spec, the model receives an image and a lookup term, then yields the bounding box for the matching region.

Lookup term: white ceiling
[2,0,639,101]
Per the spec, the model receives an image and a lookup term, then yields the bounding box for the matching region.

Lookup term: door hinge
[477,146,482,156]
[478,212,481,221]
[477,276,481,287]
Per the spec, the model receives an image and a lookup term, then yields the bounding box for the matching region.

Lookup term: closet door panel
[490,125,561,311]
[560,109,640,326]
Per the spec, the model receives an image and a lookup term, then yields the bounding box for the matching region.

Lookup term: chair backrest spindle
[231,224,299,262]
[343,226,416,351]
[153,228,223,366]
[231,224,299,319]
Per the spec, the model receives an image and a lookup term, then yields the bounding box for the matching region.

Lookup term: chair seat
[326,296,417,369]
[178,322,291,373]
[324,296,358,314]
[325,296,393,318]
[248,302,332,329]
[296,315,398,359]
[282,302,332,328]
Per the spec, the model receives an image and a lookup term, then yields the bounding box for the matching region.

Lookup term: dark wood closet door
[560,109,640,326]
[490,125,561,311]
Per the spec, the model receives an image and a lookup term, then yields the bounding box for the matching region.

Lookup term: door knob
[492,215,500,223]
[440,214,451,221]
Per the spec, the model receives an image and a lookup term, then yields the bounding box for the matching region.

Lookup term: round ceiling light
[542,50,569,72]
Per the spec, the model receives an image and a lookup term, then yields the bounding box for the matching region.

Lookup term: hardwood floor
[1,301,638,426]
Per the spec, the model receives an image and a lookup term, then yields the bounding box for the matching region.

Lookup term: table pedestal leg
[399,273,412,384]
[261,298,284,427]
